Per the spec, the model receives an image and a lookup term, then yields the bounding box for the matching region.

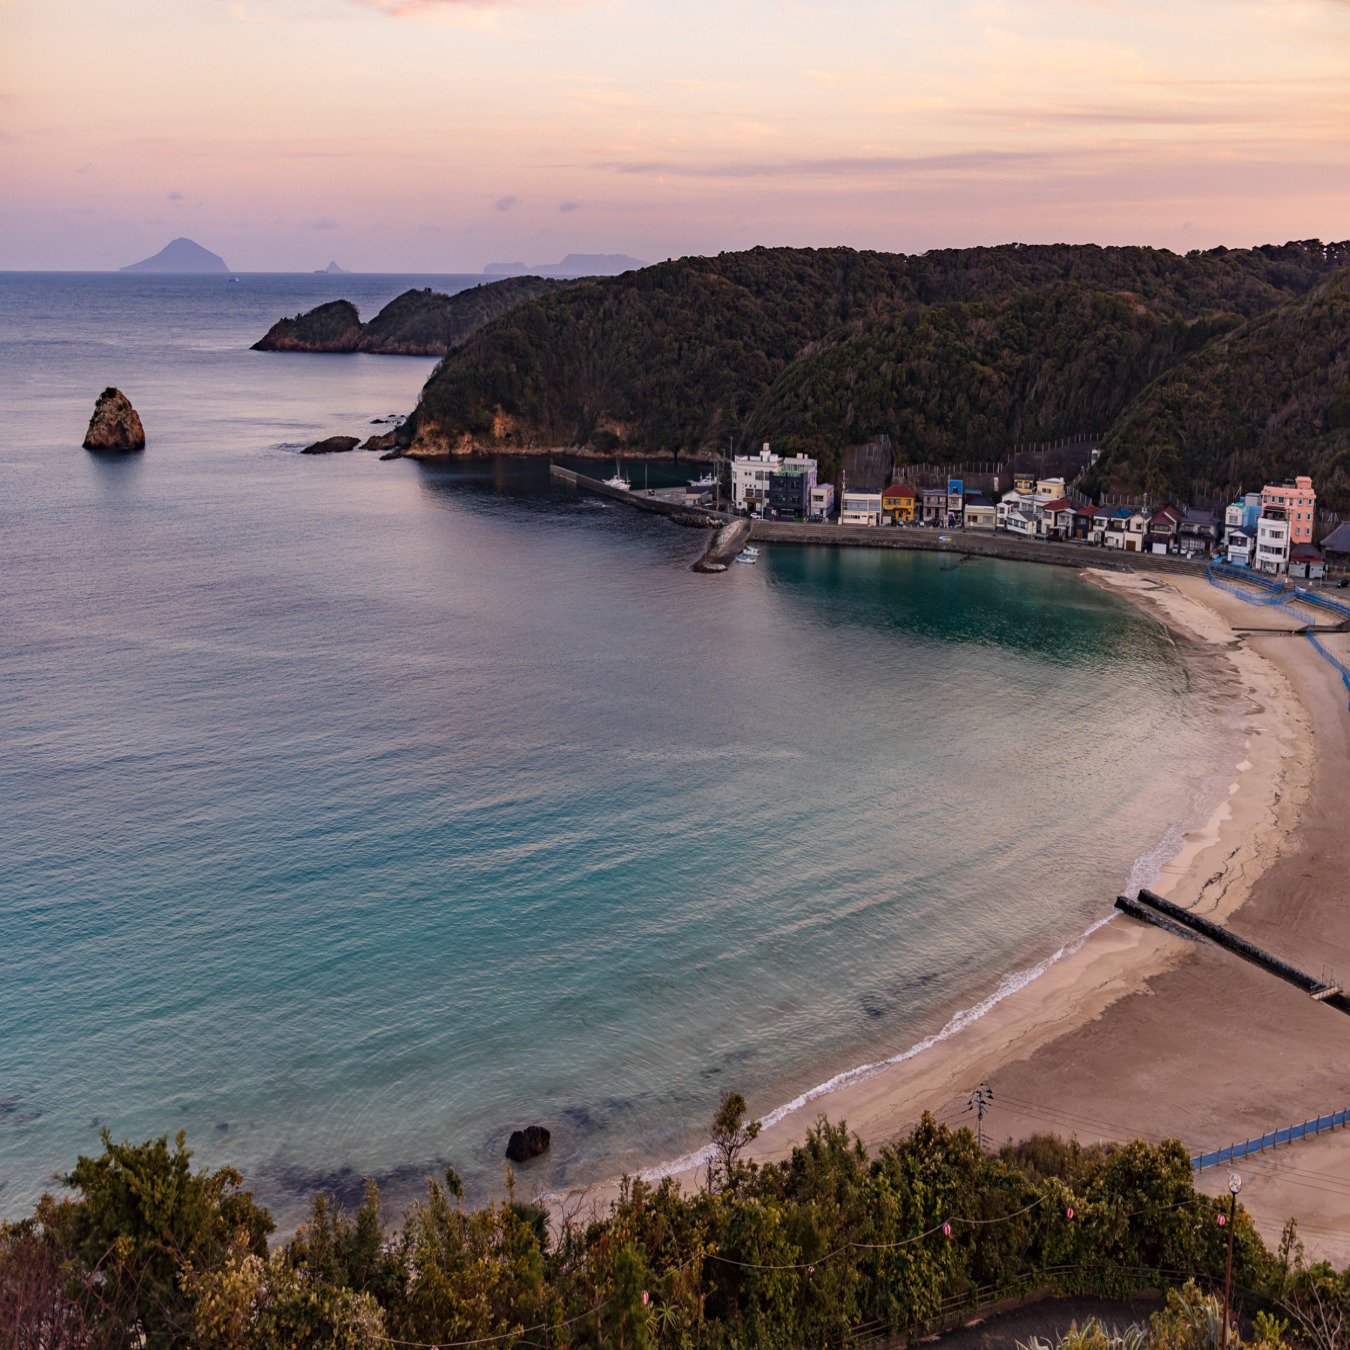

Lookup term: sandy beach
[549,569,1350,1264]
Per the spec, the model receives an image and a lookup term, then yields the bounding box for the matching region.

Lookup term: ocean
[0,272,1237,1225]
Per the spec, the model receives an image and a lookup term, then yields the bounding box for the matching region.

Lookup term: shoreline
[544,568,1324,1240]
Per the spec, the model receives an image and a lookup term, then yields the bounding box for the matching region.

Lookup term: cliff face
[251,278,577,358]
[252,300,362,353]
[83,388,146,451]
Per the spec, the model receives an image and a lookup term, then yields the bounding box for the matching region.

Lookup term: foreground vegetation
[396,241,1350,507]
[5,1097,1350,1350]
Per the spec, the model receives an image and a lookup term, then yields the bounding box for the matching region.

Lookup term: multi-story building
[1256,511,1291,574]
[767,468,813,519]
[1262,476,1316,545]
[921,486,948,523]
[1224,492,1262,547]
[808,483,835,520]
[881,483,918,523]
[731,444,782,513]
[963,495,996,530]
[840,490,883,526]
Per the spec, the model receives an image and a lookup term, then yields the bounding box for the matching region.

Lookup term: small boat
[938,535,952,542]
[603,459,631,491]
[741,546,760,556]
[735,552,758,564]
[688,470,718,489]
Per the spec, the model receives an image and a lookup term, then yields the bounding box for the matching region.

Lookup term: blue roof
[1111,507,1135,520]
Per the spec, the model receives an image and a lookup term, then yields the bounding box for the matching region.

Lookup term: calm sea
[0,272,1236,1225]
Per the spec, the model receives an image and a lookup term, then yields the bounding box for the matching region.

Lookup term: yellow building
[881,483,918,522]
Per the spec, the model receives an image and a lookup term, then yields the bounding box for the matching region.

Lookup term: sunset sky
[2,0,1348,271]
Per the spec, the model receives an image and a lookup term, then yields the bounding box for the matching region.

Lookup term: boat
[735,552,758,564]
[741,546,760,556]
[688,470,718,489]
[603,459,631,491]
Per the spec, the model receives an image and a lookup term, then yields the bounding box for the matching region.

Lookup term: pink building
[1262,476,1316,545]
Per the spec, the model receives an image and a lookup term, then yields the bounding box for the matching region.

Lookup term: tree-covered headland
[4,1096,1347,1350]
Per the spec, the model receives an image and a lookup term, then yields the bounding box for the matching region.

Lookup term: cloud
[168,190,184,201]
[303,217,340,229]
[593,150,1051,180]
[495,195,518,211]
[559,200,579,212]
[76,163,94,174]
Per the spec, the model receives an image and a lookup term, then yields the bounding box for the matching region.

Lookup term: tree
[709,1092,761,1193]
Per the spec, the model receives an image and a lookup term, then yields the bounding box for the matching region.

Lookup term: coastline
[546,568,1343,1255]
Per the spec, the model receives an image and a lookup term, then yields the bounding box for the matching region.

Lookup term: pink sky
[2,0,1348,270]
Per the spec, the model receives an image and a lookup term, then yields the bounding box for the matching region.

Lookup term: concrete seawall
[549,463,730,524]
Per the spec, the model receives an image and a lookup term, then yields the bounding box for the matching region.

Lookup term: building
[808,482,835,520]
[1036,476,1067,499]
[1256,513,1291,574]
[996,488,1034,529]
[1178,507,1220,556]
[963,495,996,530]
[1105,506,1148,551]
[1262,476,1316,545]
[1288,543,1325,580]
[1006,507,1040,537]
[1072,505,1100,541]
[1147,505,1183,552]
[1224,492,1262,547]
[921,486,948,524]
[881,483,917,523]
[1226,530,1255,567]
[767,469,812,520]
[731,444,782,513]
[1012,472,1036,494]
[840,489,883,526]
[1040,499,1075,540]
[1321,521,1350,569]
[945,478,965,527]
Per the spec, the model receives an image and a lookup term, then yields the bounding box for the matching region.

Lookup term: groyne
[549,463,729,525]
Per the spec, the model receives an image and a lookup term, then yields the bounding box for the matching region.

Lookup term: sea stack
[504,1125,551,1162]
[82,388,146,452]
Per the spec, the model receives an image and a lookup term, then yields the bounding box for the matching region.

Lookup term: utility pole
[1223,1173,1242,1348]
[967,1085,994,1150]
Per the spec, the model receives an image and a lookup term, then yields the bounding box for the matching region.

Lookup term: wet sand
[548,572,1350,1263]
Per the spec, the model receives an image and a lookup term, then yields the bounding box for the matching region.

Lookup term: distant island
[120,237,229,273]
[389,239,1350,511]
[252,276,576,357]
[484,253,647,279]
[315,261,349,274]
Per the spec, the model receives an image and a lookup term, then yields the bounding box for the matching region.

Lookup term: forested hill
[252,276,576,356]
[398,241,1349,474]
[1086,267,1350,510]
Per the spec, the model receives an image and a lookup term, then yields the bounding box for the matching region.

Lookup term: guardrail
[1192,1108,1350,1170]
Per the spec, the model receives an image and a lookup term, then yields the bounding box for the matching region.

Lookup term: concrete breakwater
[694,519,751,572]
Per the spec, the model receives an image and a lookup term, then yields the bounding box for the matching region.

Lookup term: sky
[1,0,1348,271]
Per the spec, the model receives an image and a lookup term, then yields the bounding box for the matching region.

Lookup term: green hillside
[1086,267,1350,510]
[397,241,1348,461]
[252,277,576,356]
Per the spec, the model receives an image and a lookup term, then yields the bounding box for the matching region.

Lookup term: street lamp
[1223,1173,1242,1349]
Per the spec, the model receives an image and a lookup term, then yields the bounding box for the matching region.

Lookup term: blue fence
[1204,561,1288,606]
[1192,1107,1350,1170]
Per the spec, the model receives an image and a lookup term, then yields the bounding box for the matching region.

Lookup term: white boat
[603,459,631,491]
[735,552,757,564]
[688,470,718,489]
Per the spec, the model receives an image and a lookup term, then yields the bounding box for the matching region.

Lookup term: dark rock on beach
[83,387,146,452]
[505,1125,551,1162]
[301,435,360,455]
[361,430,400,451]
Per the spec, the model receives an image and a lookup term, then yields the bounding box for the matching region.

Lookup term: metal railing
[1192,1108,1350,1170]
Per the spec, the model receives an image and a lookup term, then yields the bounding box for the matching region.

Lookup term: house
[1224,492,1262,547]
[996,488,1035,529]
[1178,506,1220,556]
[1256,512,1291,574]
[1040,499,1075,540]
[809,482,835,520]
[1006,507,1040,537]
[840,489,883,526]
[1288,543,1325,580]
[683,486,713,506]
[963,495,996,530]
[1262,476,1316,546]
[1072,505,1100,541]
[731,444,782,513]
[944,479,965,527]
[881,483,917,523]
[1036,476,1067,499]
[1012,472,1036,494]
[921,486,948,523]
[1105,506,1148,551]
[1321,521,1350,569]
[1149,505,1183,542]
[1226,530,1254,567]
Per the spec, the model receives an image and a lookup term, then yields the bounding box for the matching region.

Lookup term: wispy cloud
[303,216,340,229]
[559,200,579,212]
[594,150,1052,180]
[167,190,184,201]
[495,194,519,210]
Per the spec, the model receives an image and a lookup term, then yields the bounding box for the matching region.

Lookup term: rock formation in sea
[82,388,146,452]
[119,237,229,273]
[300,436,360,455]
[255,300,363,353]
[504,1125,551,1162]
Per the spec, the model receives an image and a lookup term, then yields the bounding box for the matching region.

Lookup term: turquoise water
[0,274,1235,1224]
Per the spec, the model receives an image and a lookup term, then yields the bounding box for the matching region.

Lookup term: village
[721,443,1350,581]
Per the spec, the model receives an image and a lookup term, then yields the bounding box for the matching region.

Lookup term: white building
[1256,513,1291,574]
[731,443,782,513]
[809,482,835,519]
[840,490,883,526]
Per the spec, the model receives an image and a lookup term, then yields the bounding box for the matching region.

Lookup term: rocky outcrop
[254,301,362,353]
[360,431,399,452]
[301,436,360,455]
[83,388,146,452]
[504,1125,551,1162]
